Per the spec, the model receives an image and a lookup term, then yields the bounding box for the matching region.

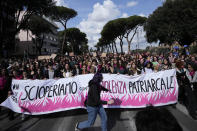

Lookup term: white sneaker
[21,114,25,121]
[75,122,80,131]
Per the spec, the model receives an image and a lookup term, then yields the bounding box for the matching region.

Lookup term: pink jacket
[0,76,6,90]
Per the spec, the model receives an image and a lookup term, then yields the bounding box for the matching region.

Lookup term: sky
[54,0,164,51]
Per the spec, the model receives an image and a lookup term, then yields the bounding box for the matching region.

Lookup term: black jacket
[176,69,190,87]
[87,80,109,107]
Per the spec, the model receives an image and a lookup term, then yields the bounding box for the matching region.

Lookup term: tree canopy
[144,0,197,46]
[49,6,77,54]
[50,6,77,29]
[12,0,55,34]
[26,16,53,36]
[24,15,54,55]
[99,15,146,53]
[0,0,55,54]
[59,28,88,54]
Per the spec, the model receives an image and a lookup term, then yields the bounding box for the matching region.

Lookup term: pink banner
[0,69,178,115]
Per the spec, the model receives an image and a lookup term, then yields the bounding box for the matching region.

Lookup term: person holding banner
[141,62,153,74]
[75,72,114,131]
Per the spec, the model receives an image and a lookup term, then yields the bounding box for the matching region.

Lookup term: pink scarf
[119,66,124,70]
[190,71,195,77]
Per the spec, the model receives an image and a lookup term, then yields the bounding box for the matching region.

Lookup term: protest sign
[50,54,57,59]
[69,52,74,56]
[93,52,97,57]
[101,53,107,57]
[38,56,50,60]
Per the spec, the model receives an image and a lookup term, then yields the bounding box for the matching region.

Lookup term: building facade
[16,12,59,56]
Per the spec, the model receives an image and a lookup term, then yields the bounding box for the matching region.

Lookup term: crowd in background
[0,50,197,120]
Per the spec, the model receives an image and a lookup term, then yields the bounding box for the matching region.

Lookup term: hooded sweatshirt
[87,80,109,107]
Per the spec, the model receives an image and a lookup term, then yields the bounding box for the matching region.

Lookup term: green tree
[50,6,77,54]
[100,16,146,54]
[0,0,55,52]
[113,18,127,54]
[145,0,197,46]
[101,20,118,53]
[25,15,53,55]
[62,28,88,55]
[124,16,147,53]
[15,0,55,33]
[57,31,71,53]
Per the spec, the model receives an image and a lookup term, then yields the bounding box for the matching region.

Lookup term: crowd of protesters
[0,50,197,120]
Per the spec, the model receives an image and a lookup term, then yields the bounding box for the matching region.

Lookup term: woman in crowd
[13,70,22,80]
[187,63,197,98]
[153,63,160,73]
[191,56,197,64]
[112,59,118,70]
[128,62,140,76]
[176,61,197,119]
[141,62,153,74]
[82,64,88,74]
[158,59,163,71]
[104,63,113,73]
[185,62,197,119]
[22,71,29,80]
[99,61,111,73]
[45,64,55,79]
[163,58,171,70]
[35,68,44,79]
[62,63,72,78]
[176,60,188,103]
[152,56,159,66]
[137,58,144,72]
[114,60,126,74]
[87,61,93,73]
[186,62,197,87]
[29,64,36,79]
[72,63,82,76]
[92,60,98,72]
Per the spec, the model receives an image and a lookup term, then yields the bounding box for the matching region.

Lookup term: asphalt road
[0,106,197,131]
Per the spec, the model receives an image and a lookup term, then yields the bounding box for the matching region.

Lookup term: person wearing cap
[75,72,114,131]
